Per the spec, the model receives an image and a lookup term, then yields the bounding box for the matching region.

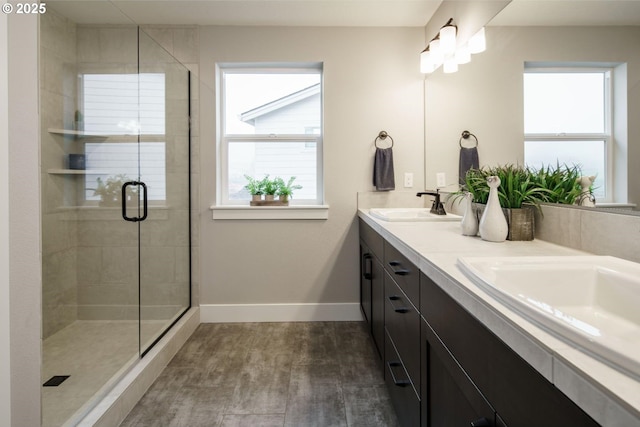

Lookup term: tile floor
[120,322,399,427]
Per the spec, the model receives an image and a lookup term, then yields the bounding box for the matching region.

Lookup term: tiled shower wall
[40,9,79,338]
[40,15,200,337]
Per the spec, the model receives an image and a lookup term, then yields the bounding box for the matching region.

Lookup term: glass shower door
[137,29,191,355]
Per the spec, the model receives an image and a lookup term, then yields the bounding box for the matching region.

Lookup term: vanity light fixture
[439,19,457,55]
[443,55,458,73]
[420,47,438,74]
[455,44,471,65]
[469,27,486,54]
[420,18,487,74]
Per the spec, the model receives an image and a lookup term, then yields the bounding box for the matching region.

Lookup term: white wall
[1,9,11,426]
[7,10,42,427]
[424,26,640,204]
[199,26,425,318]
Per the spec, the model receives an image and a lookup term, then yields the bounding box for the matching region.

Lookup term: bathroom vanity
[358,210,640,427]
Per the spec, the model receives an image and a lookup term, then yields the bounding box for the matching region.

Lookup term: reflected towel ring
[459,130,478,148]
[375,130,394,148]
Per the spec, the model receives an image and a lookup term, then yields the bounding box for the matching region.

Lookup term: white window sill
[210,205,329,220]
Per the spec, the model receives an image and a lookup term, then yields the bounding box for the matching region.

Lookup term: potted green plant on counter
[461,163,585,240]
[275,176,302,203]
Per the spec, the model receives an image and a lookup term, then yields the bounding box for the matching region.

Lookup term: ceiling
[47,0,640,27]
[48,0,442,26]
[490,0,640,26]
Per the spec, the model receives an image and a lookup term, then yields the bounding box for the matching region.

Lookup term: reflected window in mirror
[523,66,617,202]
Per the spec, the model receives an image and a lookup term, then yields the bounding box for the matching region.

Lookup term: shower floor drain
[43,375,70,387]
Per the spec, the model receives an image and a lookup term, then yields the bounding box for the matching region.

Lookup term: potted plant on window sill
[244,174,264,202]
[93,174,136,207]
[262,175,278,201]
[275,176,302,203]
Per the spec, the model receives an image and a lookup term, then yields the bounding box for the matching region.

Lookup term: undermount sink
[369,208,461,222]
[457,256,640,378]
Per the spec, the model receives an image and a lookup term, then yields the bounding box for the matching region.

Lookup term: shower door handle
[122,181,148,222]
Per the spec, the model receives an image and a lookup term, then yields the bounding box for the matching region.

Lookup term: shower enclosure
[40,4,192,425]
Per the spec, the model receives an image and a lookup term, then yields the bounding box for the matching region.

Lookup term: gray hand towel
[373,147,395,191]
[459,146,479,185]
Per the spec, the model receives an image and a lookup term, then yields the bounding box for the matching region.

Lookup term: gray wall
[7,10,42,427]
[424,25,640,205]
[199,26,425,314]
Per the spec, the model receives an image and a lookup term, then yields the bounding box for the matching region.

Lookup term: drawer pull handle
[470,418,491,427]
[387,296,410,313]
[363,254,373,280]
[387,361,411,387]
[388,261,410,276]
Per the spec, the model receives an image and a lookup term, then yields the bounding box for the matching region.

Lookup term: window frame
[523,66,614,202]
[217,63,324,206]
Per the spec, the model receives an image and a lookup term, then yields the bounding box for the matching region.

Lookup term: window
[523,67,612,201]
[82,73,166,202]
[218,64,323,205]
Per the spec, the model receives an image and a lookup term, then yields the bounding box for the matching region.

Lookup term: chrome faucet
[416,189,446,215]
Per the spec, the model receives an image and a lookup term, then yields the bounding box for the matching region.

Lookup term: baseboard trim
[200,303,363,323]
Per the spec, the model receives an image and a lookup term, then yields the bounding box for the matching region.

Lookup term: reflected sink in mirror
[457,256,640,378]
[369,208,461,222]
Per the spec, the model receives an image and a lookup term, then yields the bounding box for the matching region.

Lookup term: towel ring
[459,130,478,148]
[375,130,394,148]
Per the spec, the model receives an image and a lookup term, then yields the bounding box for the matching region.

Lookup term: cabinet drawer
[420,272,599,427]
[384,271,420,390]
[384,241,419,307]
[385,329,420,427]
[421,318,495,427]
[359,219,383,260]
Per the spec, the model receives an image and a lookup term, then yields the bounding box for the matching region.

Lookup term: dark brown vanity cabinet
[359,220,384,359]
[358,220,600,427]
[420,272,600,427]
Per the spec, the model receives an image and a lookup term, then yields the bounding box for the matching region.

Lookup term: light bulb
[439,24,457,55]
[443,55,458,73]
[455,44,471,64]
[469,27,486,54]
[420,49,437,74]
[429,39,444,64]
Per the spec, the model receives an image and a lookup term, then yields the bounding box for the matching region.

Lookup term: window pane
[84,142,166,201]
[524,73,605,134]
[83,73,165,135]
[224,73,321,135]
[228,141,317,201]
[524,140,605,199]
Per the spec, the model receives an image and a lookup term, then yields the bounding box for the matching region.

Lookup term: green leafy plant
[529,163,583,204]
[460,163,585,209]
[93,174,135,205]
[261,175,278,196]
[275,176,302,199]
[243,174,265,196]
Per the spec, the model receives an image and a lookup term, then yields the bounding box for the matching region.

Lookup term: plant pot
[278,195,289,203]
[473,203,535,241]
[265,194,275,201]
[99,196,120,207]
[251,194,263,202]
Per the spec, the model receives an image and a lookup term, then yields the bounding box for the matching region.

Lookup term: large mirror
[424,0,640,214]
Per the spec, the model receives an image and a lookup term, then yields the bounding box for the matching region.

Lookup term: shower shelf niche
[47,169,109,175]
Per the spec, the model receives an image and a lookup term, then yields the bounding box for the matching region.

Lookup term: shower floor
[42,320,167,427]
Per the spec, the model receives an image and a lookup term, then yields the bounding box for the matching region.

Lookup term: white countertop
[358,209,640,427]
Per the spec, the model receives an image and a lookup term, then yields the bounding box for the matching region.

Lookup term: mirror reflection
[424,0,640,213]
